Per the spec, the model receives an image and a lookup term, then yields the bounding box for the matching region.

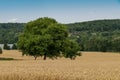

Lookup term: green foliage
[3,43,10,50]
[12,44,17,50]
[0,47,2,54]
[67,19,120,33]
[18,17,80,60]
[63,40,81,60]
[67,19,120,52]
[111,37,120,52]
[1,19,120,52]
[0,23,24,44]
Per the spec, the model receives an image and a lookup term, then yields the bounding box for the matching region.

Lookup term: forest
[66,19,120,52]
[0,23,25,44]
[0,19,120,52]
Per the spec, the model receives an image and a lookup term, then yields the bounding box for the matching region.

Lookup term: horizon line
[0,18,120,24]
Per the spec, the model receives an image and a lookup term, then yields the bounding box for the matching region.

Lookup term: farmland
[0,50,120,80]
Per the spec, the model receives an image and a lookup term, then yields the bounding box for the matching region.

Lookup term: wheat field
[0,50,120,80]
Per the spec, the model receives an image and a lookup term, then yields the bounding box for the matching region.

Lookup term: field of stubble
[0,50,120,80]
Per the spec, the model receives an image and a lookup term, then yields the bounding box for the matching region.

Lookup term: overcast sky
[0,0,120,23]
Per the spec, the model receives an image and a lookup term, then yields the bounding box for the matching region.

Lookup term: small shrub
[12,44,17,50]
[3,43,10,50]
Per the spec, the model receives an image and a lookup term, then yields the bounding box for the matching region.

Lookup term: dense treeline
[0,23,24,44]
[67,19,120,32]
[66,19,120,52]
[0,19,120,52]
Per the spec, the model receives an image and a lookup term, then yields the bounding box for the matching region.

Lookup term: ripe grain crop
[0,50,120,80]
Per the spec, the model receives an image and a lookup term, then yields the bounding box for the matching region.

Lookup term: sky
[0,0,120,23]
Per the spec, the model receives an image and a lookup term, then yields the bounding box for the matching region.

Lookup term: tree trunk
[34,56,37,60]
[43,53,47,60]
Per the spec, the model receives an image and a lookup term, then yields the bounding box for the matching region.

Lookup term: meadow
[0,50,120,80]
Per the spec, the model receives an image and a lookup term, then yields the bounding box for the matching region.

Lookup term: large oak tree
[18,17,81,60]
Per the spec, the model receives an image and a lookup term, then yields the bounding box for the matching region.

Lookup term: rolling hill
[0,23,25,44]
[0,19,120,52]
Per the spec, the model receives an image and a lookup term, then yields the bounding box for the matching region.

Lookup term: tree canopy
[18,17,80,60]
[0,23,24,44]
[66,19,120,52]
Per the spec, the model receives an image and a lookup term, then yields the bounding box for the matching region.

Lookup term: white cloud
[8,18,18,23]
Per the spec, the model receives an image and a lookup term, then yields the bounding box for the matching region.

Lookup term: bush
[3,43,10,50]
[12,44,17,50]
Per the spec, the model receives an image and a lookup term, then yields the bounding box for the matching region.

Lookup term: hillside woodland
[0,19,120,52]
[0,23,24,44]
[67,19,120,52]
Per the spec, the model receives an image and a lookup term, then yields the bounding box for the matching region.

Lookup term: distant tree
[3,43,10,50]
[12,44,17,50]
[111,37,120,52]
[18,17,81,60]
[0,47,2,54]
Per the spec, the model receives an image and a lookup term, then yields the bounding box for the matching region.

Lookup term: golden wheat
[0,50,120,80]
